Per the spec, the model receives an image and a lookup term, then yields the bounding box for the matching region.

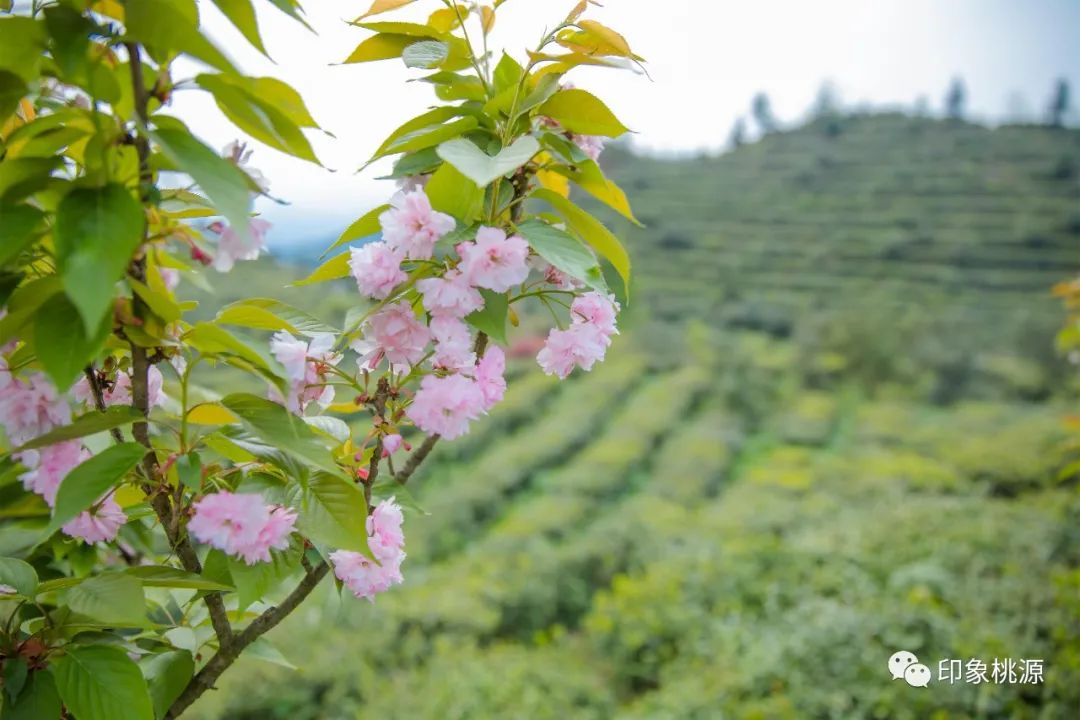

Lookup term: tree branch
[123,41,233,652]
[165,560,331,718]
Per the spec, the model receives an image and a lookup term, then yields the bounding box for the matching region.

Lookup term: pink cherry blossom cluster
[341,186,620,441]
[269,332,341,414]
[204,142,272,273]
[188,491,298,565]
[0,366,126,543]
[537,292,620,379]
[330,497,406,602]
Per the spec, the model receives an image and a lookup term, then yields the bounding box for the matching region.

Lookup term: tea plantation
[187,114,1080,719]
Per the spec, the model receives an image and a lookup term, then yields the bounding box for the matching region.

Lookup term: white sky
[170,0,1080,244]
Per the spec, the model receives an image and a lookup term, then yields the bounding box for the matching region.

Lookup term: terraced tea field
[189,115,1079,719]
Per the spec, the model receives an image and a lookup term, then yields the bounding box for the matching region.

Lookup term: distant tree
[945,78,966,120]
[728,117,747,148]
[813,81,840,118]
[1048,78,1071,127]
[751,92,779,134]
[913,95,929,118]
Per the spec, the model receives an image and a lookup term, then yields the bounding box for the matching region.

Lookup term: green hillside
[188,116,1080,719]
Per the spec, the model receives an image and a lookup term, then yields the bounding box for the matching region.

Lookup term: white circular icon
[888,650,919,680]
[904,662,932,687]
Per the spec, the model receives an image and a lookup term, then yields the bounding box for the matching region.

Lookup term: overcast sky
[171,0,1080,245]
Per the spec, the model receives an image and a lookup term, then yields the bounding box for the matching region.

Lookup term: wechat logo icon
[889,650,931,688]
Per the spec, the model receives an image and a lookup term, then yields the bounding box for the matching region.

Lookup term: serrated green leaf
[52,645,153,720]
[516,219,607,292]
[140,650,194,720]
[48,442,144,534]
[287,472,369,555]
[321,204,390,258]
[537,88,629,137]
[402,40,448,68]
[33,294,112,391]
[425,161,481,223]
[66,572,146,626]
[532,188,631,291]
[465,289,509,344]
[293,252,350,286]
[0,203,46,267]
[227,546,300,611]
[152,125,252,246]
[124,565,233,591]
[126,0,237,74]
[209,0,268,56]
[14,406,143,452]
[53,184,145,334]
[221,393,344,477]
[4,670,61,720]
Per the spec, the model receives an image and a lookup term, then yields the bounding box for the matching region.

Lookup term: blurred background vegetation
[182,93,1080,718]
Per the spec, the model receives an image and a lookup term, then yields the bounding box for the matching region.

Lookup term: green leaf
[387,147,443,178]
[140,651,194,720]
[14,407,143,452]
[48,443,145,534]
[125,566,232,592]
[565,159,640,225]
[436,136,540,187]
[402,40,448,68]
[0,556,38,597]
[343,33,415,64]
[0,71,29,124]
[245,638,298,670]
[220,394,344,477]
[196,74,320,164]
[425,162,482,223]
[465,289,509,344]
[226,547,299,611]
[421,71,486,102]
[216,298,336,336]
[287,472,369,554]
[371,107,464,160]
[516,219,607,292]
[532,188,631,291]
[33,294,112,391]
[174,452,203,490]
[293,252,350,286]
[52,645,153,720]
[537,88,629,137]
[321,204,390,258]
[0,156,63,202]
[209,0,268,56]
[376,116,479,162]
[493,52,524,93]
[152,126,252,246]
[0,16,46,83]
[4,670,61,720]
[53,184,145,334]
[66,572,146,626]
[3,655,27,703]
[0,203,45,268]
[355,0,418,21]
[183,323,283,390]
[125,0,237,74]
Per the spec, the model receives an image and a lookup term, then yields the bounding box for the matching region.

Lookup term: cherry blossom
[406,373,485,439]
[474,345,507,411]
[458,226,530,292]
[62,496,126,544]
[350,241,406,299]
[17,440,88,506]
[379,189,455,260]
[352,301,430,369]
[537,323,610,379]
[571,292,620,337]
[381,433,406,457]
[189,492,297,565]
[417,269,484,318]
[573,133,605,161]
[212,218,271,273]
[331,497,406,602]
[269,332,340,414]
[0,372,71,447]
[430,315,476,371]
